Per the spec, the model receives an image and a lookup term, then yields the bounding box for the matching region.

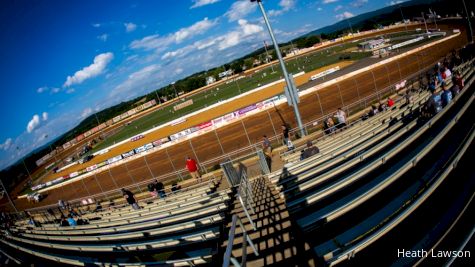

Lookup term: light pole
[399,5,408,32]
[0,178,17,212]
[263,40,275,73]
[421,12,429,33]
[346,18,354,34]
[16,147,33,184]
[462,0,474,43]
[171,82,178,99]
[251,0,306,137]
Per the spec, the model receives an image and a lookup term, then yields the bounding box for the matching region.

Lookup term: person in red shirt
[387,98,394,108]
[186,156,201,182]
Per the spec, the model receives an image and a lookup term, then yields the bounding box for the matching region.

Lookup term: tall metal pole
[0,178,18,212]
[399,5,408,32]
[263,41,275,73]
[462,0,474,43]
[421,12,429,33]
[253,0,306,137]
[16,147,33,184]
[172,82,178,99]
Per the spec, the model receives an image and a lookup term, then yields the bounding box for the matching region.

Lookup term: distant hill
[302,0,463,37]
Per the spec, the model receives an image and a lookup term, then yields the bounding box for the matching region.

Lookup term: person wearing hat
[300,140,320,160]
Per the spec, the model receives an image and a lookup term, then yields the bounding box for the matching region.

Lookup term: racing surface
[8,22,469,211]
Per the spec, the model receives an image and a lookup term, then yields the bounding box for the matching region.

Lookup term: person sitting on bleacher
[335,108,347,129]
[59,215,70,227]
[67,214,77,226]
[323,117,336,135]
[300,141,320,160]
[424,87,442,117]
[122,188,140,210]
[369,105,379,117]
[441,84,453,108]
[153,180,166,198]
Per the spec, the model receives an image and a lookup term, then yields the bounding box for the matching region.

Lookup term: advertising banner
[86,165,98,172]
[238,104,257,115]
[107,155,123,164]
[130,135,144,142]
[122,150,135,158]
[198,121,212,130]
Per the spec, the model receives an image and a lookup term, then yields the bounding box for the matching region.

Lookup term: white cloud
[66,88,75,94]
[51,87,60,93]
[190,0,220,9]
[336,11,354,20]
[81,107,93,119]
[110,64,162,98]
[218,19,264,50]
[322,0,338,4]
[334,5,343,11]
[63,52,114,87]
[97,33,109,42]
[317,7,323,11]
[42,112,48,121]
[388,0,405,5]
[124,22,137,33]
[130,17,217,51]
[225,0,257,22]
[0,138,12,151]
[37,86,47,93]
[92,23,101,28]
[351,0,368,8]
[27,114,40,133]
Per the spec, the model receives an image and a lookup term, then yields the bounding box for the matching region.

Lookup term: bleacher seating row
[2,177,233,266]
[266,57,475,265]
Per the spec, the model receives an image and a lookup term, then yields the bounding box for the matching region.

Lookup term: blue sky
[0,0,404,169]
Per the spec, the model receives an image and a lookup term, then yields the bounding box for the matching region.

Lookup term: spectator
[441,84,453,108]
[369,105,379,117]
[186,157,202,183]
[425,88,442,116]
[148,183,159,198]
[378,103,387,112]
[121,188,140,210]
[451,84,460,96]
[443,66,452,79]
[281,125,290,146]
[323,117,336,135]
[335,108,347,129]
[67,215,77,226]
[453,71,464,89]
[153,179,166,198]
[300,141,320,160]
[59,215,70,227]
[405,90,413,105]
[262,135,272,156]
[171,183,181,193]
[429,77,438,92]
[387,97,395,108]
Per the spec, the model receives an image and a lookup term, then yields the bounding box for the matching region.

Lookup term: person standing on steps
[186,156,202,183]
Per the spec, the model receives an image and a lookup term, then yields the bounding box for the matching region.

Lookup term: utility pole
[421,12,429,33]
[263,40,275,73]
[399,5,408,32]
[462,0,474,43]
[251,0,306,137]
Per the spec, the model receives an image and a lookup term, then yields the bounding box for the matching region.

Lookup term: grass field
[91,31,434,153]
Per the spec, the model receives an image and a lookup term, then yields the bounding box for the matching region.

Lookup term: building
[218,69,233,79]
[358,39,386,51]
[206,76,216,85]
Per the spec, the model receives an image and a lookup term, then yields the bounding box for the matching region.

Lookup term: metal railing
[222,214,259,267]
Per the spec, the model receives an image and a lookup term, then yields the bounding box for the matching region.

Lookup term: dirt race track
[4,22,468,211]
[28,23,426,180]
